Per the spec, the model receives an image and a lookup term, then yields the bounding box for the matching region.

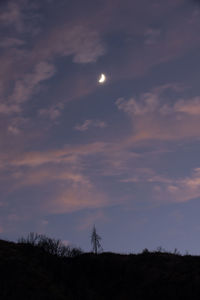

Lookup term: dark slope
[0,239,66,299]
[1,240,200,299]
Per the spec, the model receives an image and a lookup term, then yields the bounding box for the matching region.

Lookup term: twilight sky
[1,0,200,254]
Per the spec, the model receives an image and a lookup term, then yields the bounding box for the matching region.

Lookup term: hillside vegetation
[1,238,200,299]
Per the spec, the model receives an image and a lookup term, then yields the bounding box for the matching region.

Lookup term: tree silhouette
[91,225,102,254]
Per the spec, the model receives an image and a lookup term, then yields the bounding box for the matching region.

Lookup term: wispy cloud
[0,0,39,33]
[10,61,56,104]
[156,168,200,203]
[120,168,172,184]
[1,163,110,216]
[0,104,21,115]
[77,210,107,231]
[116,84,200,143]
[144,28,162,45]
[74,119,107,131]
[120,167,200,204]
[48,183,108,214]
[39,103,64,120]
[7,125,20,135]
[5,142,106,168]
[0,1,23,31]
[34,25,106,64]
[0,38,25,48]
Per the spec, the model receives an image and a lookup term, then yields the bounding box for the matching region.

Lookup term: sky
[1,0,200,254]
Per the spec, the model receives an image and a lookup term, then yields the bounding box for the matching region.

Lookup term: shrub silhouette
[18,232,82,257]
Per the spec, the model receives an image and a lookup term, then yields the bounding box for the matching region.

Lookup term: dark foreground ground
[1,239,200,299]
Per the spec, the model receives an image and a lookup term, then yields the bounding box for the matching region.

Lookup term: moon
[98,73,106,84]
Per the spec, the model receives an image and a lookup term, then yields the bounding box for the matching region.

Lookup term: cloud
[74,119,107,131]
[0,138,141,206]
[0,0,197,125]
[3,163,110,215]
[120,167,200,204]
[144,28,162,45]
[0,144,112,217]
[0,38,25,48]
[75,120,92,131]
[14,168,92,189]
[0,0,41,38]
[48,184,108,214]
[120,168,172,184]
[6,116,28,136]
[8,126,20,135]
[116,95,158,116]
[174,97,200,115]
[0,1,23,31]
[0,17,105,121]
[72,28,106,63]
[159,168,200,203]
[77,211,107,231]
[1,0,200,230]
[35,25,106,64]
[10,61,56,104]
[39,103,64,120]
[116,84,182,115]
[116,84,200,143]
[0,104,21,115]
[108,1,200,82]
[0,0,38,33]
[22,139,138,177]
[7,142,106,168]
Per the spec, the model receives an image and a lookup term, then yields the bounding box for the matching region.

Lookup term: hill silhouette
[1,238,200,299]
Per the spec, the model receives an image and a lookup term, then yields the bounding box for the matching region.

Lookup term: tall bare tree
[91,225,102,254]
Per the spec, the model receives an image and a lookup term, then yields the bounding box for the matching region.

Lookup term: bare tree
[91,225,102,254]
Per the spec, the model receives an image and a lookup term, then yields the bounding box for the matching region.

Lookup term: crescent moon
[98,73,106,83]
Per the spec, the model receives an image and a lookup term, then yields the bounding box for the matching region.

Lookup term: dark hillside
[1,240,200,299]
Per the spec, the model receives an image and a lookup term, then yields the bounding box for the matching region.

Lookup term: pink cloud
[48,185,108,214]
[13,168,92,189]
[9,166,110,215]
[0,104,21,114]
[174,97,200,115]
[116,85,200,143]
[160,168,200,203]
[120,167,200,204]
[9,142,106,167]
